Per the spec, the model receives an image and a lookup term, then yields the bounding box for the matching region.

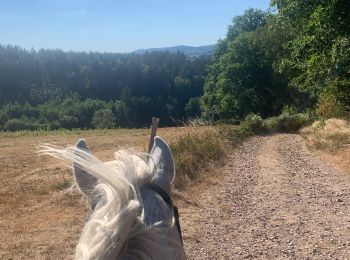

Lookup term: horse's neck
[119,226,185,260]
[136,186,186,259]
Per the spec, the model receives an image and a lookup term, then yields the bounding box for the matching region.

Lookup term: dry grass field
[0,127,192,259]
[301,119,350,173]
[2,119,349,259]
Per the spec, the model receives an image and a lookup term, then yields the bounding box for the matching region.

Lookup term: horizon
[0,42,215,54]
[0,0,271,53]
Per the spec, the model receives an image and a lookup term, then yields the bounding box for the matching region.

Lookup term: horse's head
[41,137,185,259]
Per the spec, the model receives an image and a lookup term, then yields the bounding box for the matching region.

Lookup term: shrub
[215,120,254,146]
[92,109,115,129]
[316,93,346,119]
[184,97,201,118]
[4,119,35,131]
[275,114,308,133]
[59,115,79,130]
[0,112,8,129]
[281,105,298,116]
[170,128,224,185]
[48,121,60,130]
[258,114,309,133]
[243,113,264,133]
[262,116,279,132]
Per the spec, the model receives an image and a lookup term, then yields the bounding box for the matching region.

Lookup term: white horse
[40,136,186,259]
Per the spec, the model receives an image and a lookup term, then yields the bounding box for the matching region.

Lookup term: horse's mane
[39,145,177,259]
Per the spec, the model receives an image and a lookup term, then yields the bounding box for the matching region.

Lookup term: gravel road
[178,134,350,259]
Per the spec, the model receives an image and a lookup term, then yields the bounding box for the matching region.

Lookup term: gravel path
[178,134,350,259]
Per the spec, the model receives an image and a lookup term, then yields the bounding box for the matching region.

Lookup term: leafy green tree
[91,109,115,129]
[113,101,130,128]
[271,0,350,109]
[201,9,290,120]
[185,97,201,117]
[59,115,79,130]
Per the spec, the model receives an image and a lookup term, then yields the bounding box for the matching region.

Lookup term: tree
[271,0,350,109]
[185,97,201,118]
[201,9,290,120]
[91,109,115,129]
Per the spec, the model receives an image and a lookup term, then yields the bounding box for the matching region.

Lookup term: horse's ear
[150,136,175,194]
[74,139,97,200]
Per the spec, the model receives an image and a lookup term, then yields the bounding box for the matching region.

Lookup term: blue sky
[0,0,271,53]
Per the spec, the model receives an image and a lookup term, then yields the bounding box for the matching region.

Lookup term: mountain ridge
[132,44,215,56]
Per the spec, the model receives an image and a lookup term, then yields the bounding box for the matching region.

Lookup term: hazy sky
[0,0,271,53]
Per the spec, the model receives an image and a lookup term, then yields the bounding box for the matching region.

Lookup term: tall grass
[170,128,225,189]
[301,119,350,152]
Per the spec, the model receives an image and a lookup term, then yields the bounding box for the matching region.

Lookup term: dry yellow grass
[0,127,193,259]
[301,118,350,173]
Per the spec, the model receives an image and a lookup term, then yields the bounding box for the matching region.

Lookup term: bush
[92,109,115,129]
[185,97,201,118]
[170,129,224,184]
[4,119,36,131]
[262,116,279,132]
[48,121,60,130]
[0,112,8,129]
[59,115,79,130]
[275,114,308,133]
[243,113,264,133]
[281,105,298,116]
[219,123,253,144]
[316,93,347,119]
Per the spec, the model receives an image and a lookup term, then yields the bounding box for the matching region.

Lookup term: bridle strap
[148,183,183,244]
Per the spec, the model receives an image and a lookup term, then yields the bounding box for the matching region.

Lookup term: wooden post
[148,117,160,153]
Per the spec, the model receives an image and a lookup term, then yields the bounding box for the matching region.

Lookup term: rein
[148,183,183,244]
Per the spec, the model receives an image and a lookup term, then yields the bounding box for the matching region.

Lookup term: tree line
[0,48,209,130]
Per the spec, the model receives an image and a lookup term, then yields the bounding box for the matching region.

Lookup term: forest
[0,0,349,131]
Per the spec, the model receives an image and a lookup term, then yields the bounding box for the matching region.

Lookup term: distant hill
[132,44,216,57]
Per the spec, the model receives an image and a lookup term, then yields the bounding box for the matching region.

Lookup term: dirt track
[179,134,350,259]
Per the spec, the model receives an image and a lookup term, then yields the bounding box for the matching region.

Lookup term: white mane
[39,145,177,259]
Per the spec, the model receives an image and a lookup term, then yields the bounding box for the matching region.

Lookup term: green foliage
[184,97,201,117]
[113,101,130,128]
[201,9,291,121]
[272,0,350,107]
[0,47,209,129]
[243,113,264,133]
[0,112,8,129]
[4,119,43,132]
[281,105,298,116]
[91,109,115,129]
[59,116,79,130]
[316,93,347,119]
[219,112,310,143]
[48,121,60,130]
[274,114,309,133]
[202,2,349,124]
[220,123,254,145]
